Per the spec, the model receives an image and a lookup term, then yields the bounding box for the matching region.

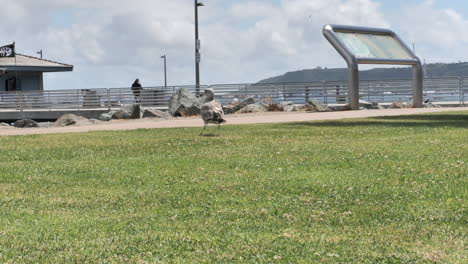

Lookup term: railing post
[367,81,370,102]
[460,77,465,105]
[48,91,51,111]
[322,81,327,104]
[107,88,111,111]
[380,81,384,102]
[140,87,144,107]
[305,86,309,103]
[77,90,80,111]
[19,92,23,112]
[283,83,286,102]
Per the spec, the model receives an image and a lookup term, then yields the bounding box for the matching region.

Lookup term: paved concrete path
[1,107,467,136]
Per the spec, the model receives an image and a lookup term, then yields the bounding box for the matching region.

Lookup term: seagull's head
[203,88,215,101]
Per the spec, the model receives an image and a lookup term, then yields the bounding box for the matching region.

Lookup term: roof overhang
[0,66,73,72]
[0,54,74,73]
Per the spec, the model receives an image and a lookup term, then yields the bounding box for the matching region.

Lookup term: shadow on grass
[199,134,220,137]
[288,114,468,129]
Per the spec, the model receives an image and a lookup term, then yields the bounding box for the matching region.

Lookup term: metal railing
[0,77,466,112]
[0,87,175,111]
[206,77,467,106]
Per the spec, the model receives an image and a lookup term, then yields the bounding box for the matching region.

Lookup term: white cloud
[3,0,467,90]
[395,0,468,63]
[229,2,279,18]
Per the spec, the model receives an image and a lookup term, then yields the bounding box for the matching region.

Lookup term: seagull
[199,88,226,136]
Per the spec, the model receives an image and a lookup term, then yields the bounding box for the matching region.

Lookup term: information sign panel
[323,24,423,109]
[334,32,413,60]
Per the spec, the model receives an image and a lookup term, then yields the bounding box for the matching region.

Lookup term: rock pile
[238,103,269,113]
[424,102,442,108]
[388,102,405,109]
[54,114,93,127]
[167,88,425,116]
[168,88,203,117]
[98,104,141,121]
[98,113,113,121]
[14,119,38,128]
[306,99,329,112]
[142,109,172,119]
[279,102,296,112]
[223,97,255,114]
[111,104,141,119]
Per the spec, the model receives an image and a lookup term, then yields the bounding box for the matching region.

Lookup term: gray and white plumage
[199,88,226,136]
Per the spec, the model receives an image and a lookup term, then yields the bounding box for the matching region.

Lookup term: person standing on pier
[131,78,143,103]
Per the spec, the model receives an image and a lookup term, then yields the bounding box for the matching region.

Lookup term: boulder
[0,122,10,127]
[239,103,268,113]
[279,101,296,112]
[388,102,404,109]
[112,104,141,119]
[294,104,307,112]
[37,122,52,128]
[168,88,202,117]
[142,109,172,119]
[55,114,92,127]
[328,105,351,111]
[89,119,103,124]
[306,99,328,112]
[267,103,284,112]
[223,97,255,114]
[424,102,442,108]
[98,113,113,121]
[359,100,376,109]
[265,102,296,112]
[14,119,38,128]
[377,105,386,110]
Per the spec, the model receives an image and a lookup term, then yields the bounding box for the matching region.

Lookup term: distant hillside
[258,62,468,83]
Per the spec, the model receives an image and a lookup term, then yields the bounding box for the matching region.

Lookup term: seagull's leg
[199,123,207,136]
[218,123,221,136]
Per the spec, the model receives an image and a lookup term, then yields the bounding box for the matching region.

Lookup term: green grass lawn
[0,111,467,263]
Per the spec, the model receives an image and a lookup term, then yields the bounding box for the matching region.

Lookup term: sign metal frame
[323,24,423,109]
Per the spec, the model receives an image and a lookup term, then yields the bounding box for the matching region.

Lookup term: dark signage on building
[0,43,15,57]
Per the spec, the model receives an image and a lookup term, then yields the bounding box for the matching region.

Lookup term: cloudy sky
[1,0,468,90]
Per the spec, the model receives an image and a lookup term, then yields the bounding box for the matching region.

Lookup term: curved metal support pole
[348,63,360,110]
[323,25,360,110]
[412,62,423,108]
[323,24,423,110]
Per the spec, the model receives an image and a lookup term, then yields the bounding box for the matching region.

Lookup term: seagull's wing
[211,102,226,123]
[201,103,214,122]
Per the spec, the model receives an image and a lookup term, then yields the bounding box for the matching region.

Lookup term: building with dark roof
[0,54,73,92]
